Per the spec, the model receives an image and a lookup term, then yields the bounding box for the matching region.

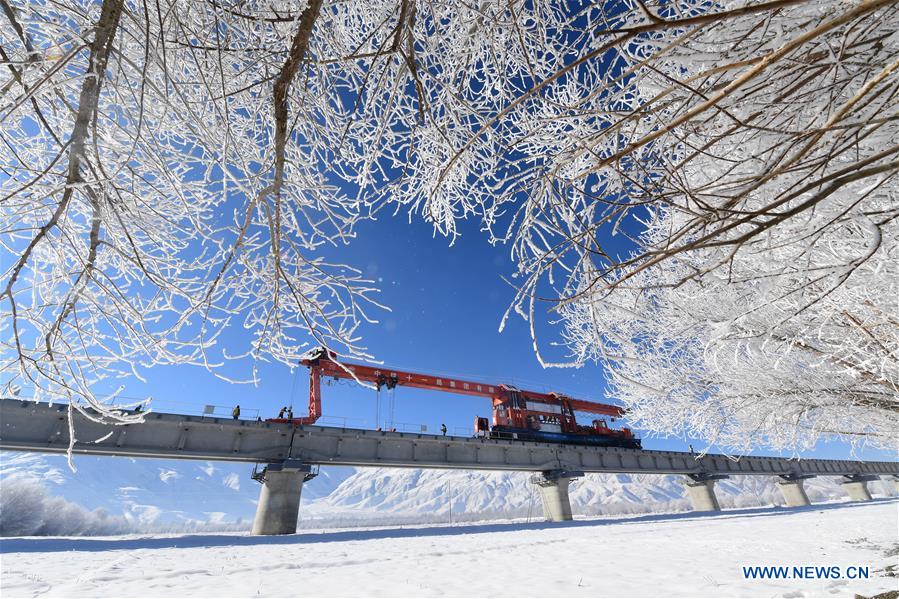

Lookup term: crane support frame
[287,347,625,428]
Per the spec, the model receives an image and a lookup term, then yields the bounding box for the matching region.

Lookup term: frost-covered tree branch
[492,0,899,452]
[2,0,630,433]
[2,0,896,455]
[0,0,399,431]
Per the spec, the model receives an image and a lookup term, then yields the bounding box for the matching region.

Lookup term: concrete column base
[683,476,723,512]
[776,478,811,507]
[871,477,896,497]
[251,462,314,535]
[840,475,875,502]
[530,470,581,522]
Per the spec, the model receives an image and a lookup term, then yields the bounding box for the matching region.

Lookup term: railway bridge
[1,398,897,535]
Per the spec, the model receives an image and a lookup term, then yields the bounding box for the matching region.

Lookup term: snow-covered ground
[2,499,896,598]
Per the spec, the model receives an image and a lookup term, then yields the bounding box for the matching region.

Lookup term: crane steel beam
[297,348,625,426]
[1,399,897,478]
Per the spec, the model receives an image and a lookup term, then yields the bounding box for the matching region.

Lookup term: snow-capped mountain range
[1,451,894,533]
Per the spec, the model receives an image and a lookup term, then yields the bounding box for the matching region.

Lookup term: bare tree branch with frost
[496,0,899,452]
[0,0,412,439]
[2,0,896,455]
[1,0,615,446]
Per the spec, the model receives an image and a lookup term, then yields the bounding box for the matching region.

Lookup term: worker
[232,405,240,420]
[440,423,447,436]
[689,444,695,455]
[277,406,286,419]
[287,406,294,419]
[133,404,143,413]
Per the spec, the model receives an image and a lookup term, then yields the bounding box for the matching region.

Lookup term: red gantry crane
[270,347,640,449]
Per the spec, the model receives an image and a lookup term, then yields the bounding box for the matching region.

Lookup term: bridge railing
[5,396,457,439]
[316,415,370,429]
[393,421,431,433]
[3,396,264,421]
[198,404,261,421]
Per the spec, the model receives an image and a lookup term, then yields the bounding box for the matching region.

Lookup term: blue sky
[116,209,892,462]
[3,0,885,466]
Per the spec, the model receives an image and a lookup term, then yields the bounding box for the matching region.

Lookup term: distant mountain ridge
[1,452,894,532]
[300,467,878,523]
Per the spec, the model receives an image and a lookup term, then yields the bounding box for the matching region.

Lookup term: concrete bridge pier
[839,474,876,502]
[776,474,814,507]
[683,474,728,512]
[530,470,583,521]
[251,461,317,535]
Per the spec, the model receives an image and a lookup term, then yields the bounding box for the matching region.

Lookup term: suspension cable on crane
[388,387,396,431]
[375,387,380,430]
[288,365,301,412]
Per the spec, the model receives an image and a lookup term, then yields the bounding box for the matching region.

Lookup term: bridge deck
[1,399,896,478]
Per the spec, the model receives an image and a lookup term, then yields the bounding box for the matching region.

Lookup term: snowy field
[1,499,896,598]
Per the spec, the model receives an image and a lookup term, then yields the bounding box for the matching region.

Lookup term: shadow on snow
[1,497,895,554]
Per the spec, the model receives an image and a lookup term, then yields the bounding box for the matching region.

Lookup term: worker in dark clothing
[133,404,143,413]
[232,405,240,420]
[440,423,447,436]
[277,406,286,419]
[287,406,294,419]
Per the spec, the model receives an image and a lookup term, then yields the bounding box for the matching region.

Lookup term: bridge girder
[1,400,896,479]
